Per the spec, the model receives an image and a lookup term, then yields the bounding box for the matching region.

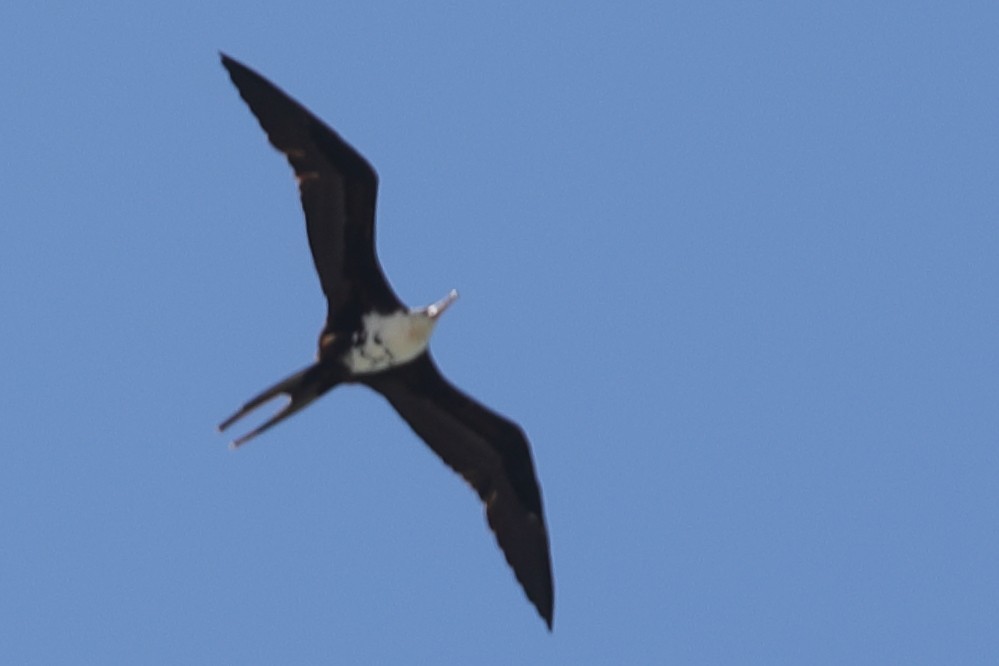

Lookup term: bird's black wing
[221,54,402,322]
[362,352,554,629]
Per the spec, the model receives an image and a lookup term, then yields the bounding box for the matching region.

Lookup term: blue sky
[2,2,998,663]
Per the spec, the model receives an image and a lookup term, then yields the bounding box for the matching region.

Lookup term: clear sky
[2,2,997,664]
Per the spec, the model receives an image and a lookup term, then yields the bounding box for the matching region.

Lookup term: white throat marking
[346,311,432,374]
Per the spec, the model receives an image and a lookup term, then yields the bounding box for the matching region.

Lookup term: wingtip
[219,52,243,77]
[539,599,554,632]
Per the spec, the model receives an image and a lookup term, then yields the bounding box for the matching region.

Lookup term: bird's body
[217,54,553,629]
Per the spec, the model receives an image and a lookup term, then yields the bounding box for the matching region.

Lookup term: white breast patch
[345,311,432,374]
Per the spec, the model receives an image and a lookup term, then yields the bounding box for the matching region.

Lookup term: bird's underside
[217,53,554,629]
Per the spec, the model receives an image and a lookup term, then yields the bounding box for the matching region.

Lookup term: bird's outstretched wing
[362,353,554,629]
[221,53,402,322]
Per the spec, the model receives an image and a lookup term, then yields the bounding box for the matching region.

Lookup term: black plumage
[217,54,554,629]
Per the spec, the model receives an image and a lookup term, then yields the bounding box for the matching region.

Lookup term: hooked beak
[427,289,459,319]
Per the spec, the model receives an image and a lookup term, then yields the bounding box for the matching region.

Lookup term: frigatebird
[216,54,553,629]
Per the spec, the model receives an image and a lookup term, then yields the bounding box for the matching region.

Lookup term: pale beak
[427,289,459,319]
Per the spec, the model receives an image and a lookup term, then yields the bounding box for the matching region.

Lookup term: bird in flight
[217,53,554,629]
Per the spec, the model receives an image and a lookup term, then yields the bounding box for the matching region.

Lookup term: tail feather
[218,362,339,447]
